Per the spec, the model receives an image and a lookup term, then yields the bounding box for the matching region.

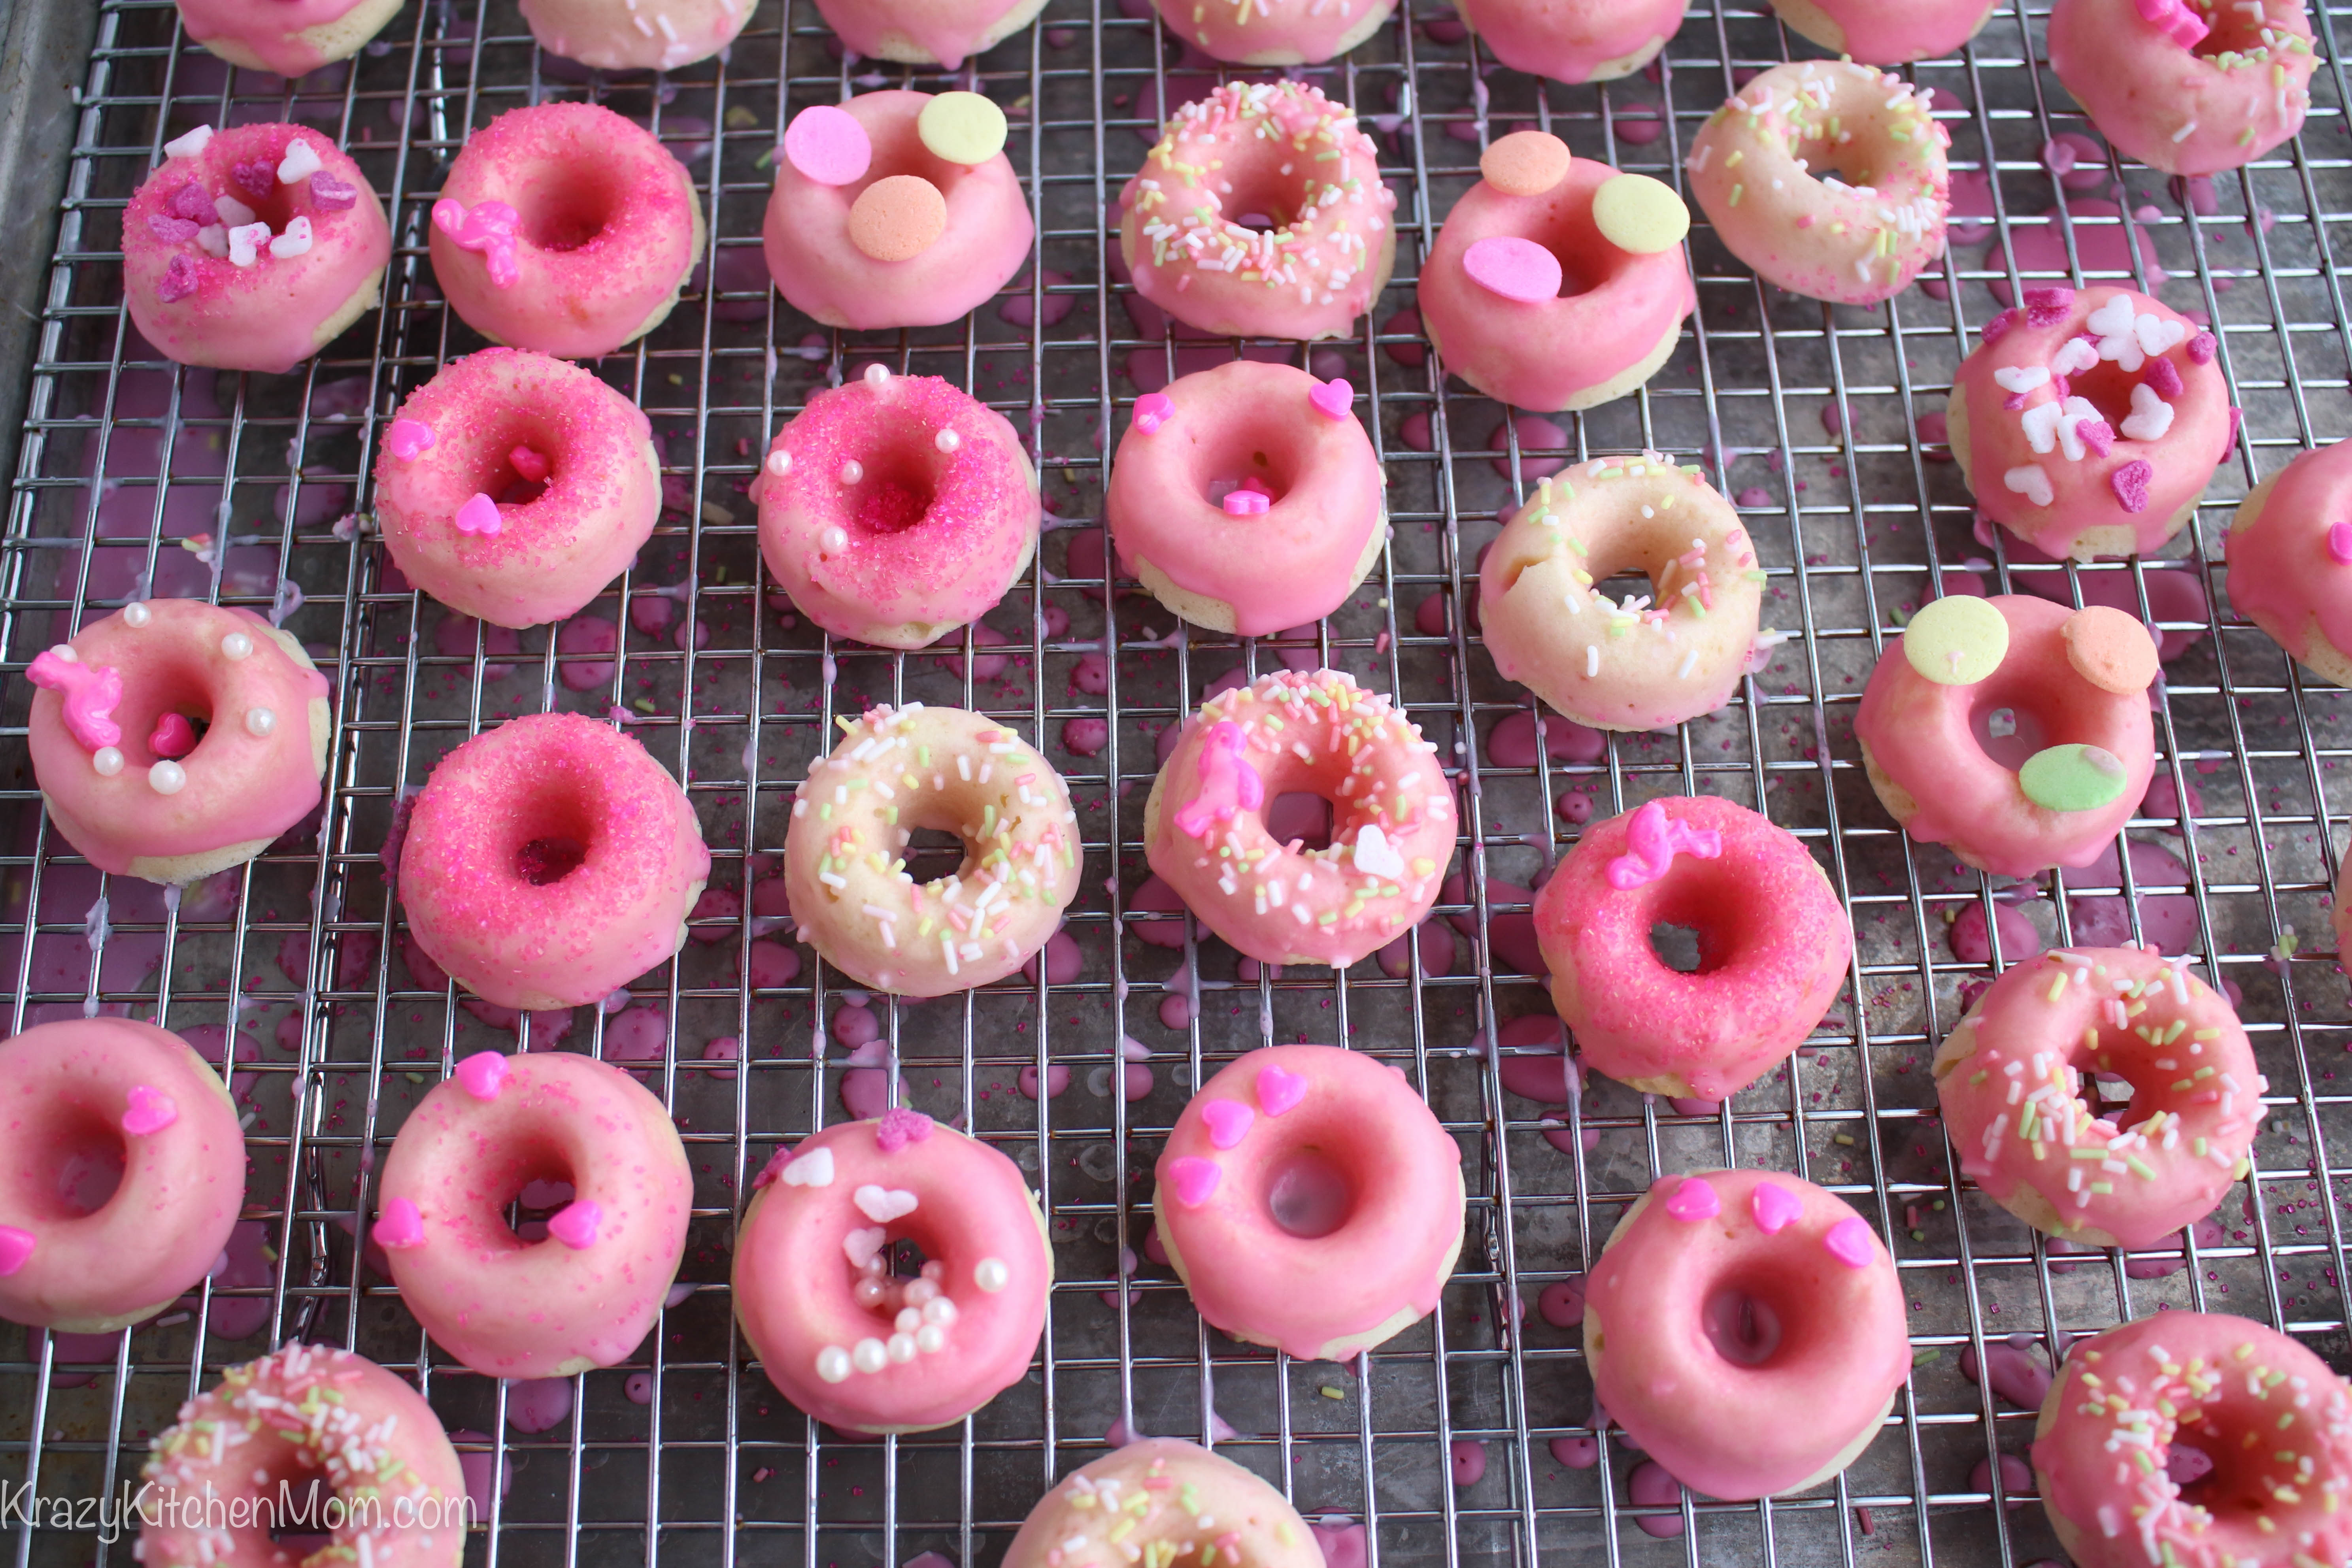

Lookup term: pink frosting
[124,122,390,375]
[430,102,702,360]
[808,0,1038,65]
[2224,438,2352,679]
[756,370,1037,649]
[2048,0,2317,177]
[1158,0,1399,62]
[2033,1312,2352,1568]
[1154,1045,1465,1362]
[397,712,710,1011]
[1534,794,1851,1100]
[762,91,1033,332]
[517,0,751,70]
[1451,0,1684,82]
[1418,157,1695,413]
[1771,0,1997,62]
[1934,946,2261,1250]
[374,347,661,629]
[1106,361,1384,636]
[1001,1440,1324,1568]
[0,1018,244,1333]
[174,0,389,76]
[1584,1168,1910,1501]
[735,1116,1050,1434]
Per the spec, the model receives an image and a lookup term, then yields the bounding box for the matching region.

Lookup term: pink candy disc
[2328,522,2352,565]
[1166,1155,1223,1207]
[455,1050,508,1100]
[121,1084,178,1136]
[0,1225,33,1276]
[1310,377,1353,419]
[1823,1215,1875,1268]
[376,1197,426,1249]
[1462,236,1563,305]
[1222,489,1270,517]
[1662,1176,1720,1222]
[1133,392,1175,434]
[1255,1062,1307,1117]
[386,418,436,460]
[547,1200,603,1250]
[1750,1182,1803,1234]
[455,492,503,537]
[784,105,873,187]
[1200,1099,1255,1149]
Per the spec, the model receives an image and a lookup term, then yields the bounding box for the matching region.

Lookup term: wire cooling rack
[3,2,2351,1565]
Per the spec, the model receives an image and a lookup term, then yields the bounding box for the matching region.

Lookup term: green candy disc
[1902,595,2008,685]
[917,91,1008,166]
[2019,744,2129,813]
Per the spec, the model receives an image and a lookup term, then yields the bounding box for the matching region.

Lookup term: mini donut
[0,1018,244,1333]
[764,91,1034,332]
[1418,136,1695,413]
[1450,0,1686,84]
[1117,81,1398,342]
[1144,669,1452,970]
[1933,945,2262,1249]
[2032,1311,2352,1568]
[2049,0,2317,177]
[377,1048,691,1378]
[1105,361,1386,636]
[25,599,332,885]
[429,102,703,360]
[784,704,1080,996]
[1478,453,1764,732]
[735,1110,1050,1434]
[1584,1168,1909,1501]
[1002,1439,1322,1568]
[809,0,1048,66]
[125,122,391,375]
[396,712,711,1011]
[1154,1045,1465,1362]
[2225,439,2352,686]
[756,366,1038,649]
[1686,61,1951,306]
[174,0,405,75]
[1854,594,2158,878]
[374,347,662,629]
[1157,0,1399,63]
[520,0,751,71]
[139,1344,467,1568]
[1767,0,1998,63]
[1949,285,2229,561]
[1533,795,1851,1101]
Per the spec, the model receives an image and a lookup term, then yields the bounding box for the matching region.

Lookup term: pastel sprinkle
[1902,594,2008,685]
[917,92,1008,166]
[1166,1156,1223,1207]
[1255,1062,1307,1116]
[783,104,872,186]
[2018,743,2130,813]
[1750,1182,1804,1234]
[1663,1176,1720,1222]
[1591,173,1690,255]
[1461,236,1562,305]
[1200,1099,1255,1149]
[1823,1216,1876,1268]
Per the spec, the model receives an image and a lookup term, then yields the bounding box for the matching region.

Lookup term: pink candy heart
[783,104,874,187]
[547,1200,603,1250]
[1133,392,1175,434]
[456,1051,508,1101]
[1310,377,1353,419]
[843,1225,887,1267]
[1255,1062,1307,1117]
[385,417,436,461]
[2329,522,2352,566]
[0,1224,32,1276]
[455,492,502,537]
[1200,1099,1256,1150]
[1462,236,1563,306]
[147,712,196,760]
[1662,1176,1719,1222]
[121,1084,177,1136]
[376,1197,425,1249]
[877,1107,934,1151]
[1166,1156,1223,1207]
[1750,1182,1803,1235]
[1823,1215,1876,1268]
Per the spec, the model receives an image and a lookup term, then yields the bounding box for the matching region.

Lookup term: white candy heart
[2121,382,2176,443]
[2134,314,2186,359]
[269,217,314,260]
[2051,336,2101,377]
[843,1225,887,1268]
[227,221,271,268]
[1993,365,2050,395]
[277,137,323,185]
[1351,824,1406,879]
[781,1146,835,1187]
[2019,401,2063,454]
[2088,296,2146,372]
[2055,396,2102,461]
[2003,465,2055,507]
[854,1184,919,1222]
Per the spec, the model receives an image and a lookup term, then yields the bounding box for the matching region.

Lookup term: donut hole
[453,415,566,509]
[498,781,596,887]
[1219,165,1310,237]
[2064,358,2141,434]
[1266,791,1333,851]
[515,160,623,253]
[266,1468,334,1552]
[1792,129,1893,194]
[1262,1145,1355,1239]
[2169,1396,2300,1525]
[116,668,216,770]
[1644,870,1743,975]
[2192,9,2273,58]
[1648,923,1704,973]
[1184,426,1299,511]
[901,825,968,883]
[1700,1279,1788,1368]
[850,1237,951,1321]
[212,175,303,237]
[495,1149,579,1243]
[1967,688,2058,774]
[15,1099,128,1219]
[841,423,945,539]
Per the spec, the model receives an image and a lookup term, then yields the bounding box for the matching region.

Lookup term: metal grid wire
[3,1,2351,1564]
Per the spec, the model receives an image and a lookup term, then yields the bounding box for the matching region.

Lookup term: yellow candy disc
[1591,173,1691,255]
[1902,594,2009,686]
[917,91,1008,166]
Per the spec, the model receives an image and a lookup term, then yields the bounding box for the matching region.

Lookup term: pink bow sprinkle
[1309,377,1353,419]
[455,492,502,537]
[1222,488,1270,517]
[376,1197,425,1249]
[26,648,124,751]
[1166,1156,1222,1207]
[386,418,436,460]
[2133,0,2209,47]
[1750,1182,1804,1234]
[455,1051,508,1100]
[432,198,521,288]
[1823,1215,1876,1268]
[2329,523,2352,566]
[876,1106,934,1151]
[1662,1176,1720,1222]
[1200,1098,1256,1149]
[1605,800,1723,891]
[1133,392,1176,434]
[148,712,196,760]
[547,1200,602,1249]
[0,1225,33,1275]
[121,1084,178,1136]
[1172,721,1265,837]
[1255,1061,1307,1117]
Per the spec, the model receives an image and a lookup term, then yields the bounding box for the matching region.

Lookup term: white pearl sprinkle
[863,363,891,388]
[220,632,254,661]
[245,707,276,738]
[935,429,961,453]
[839,460,864,486]
[149,760,187,795]
[973,1257,1010,1294]
[121,602,151,628]
[851,1338,888,1375]
[895,1308,922,1332]
[915,1324,946,1354]
[886,1332,918,1363]
[92,747,124,777]
[820,526,848,554]
[766,449,792,478]
[922,1295,957,1325]
[815,1345,852,1383]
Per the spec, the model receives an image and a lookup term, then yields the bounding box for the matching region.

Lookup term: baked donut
[1117,81,1398,342]
[1584,1168,1908,1500]
[174,0,404,75]
[125,122,391,374]
[2049,0,2317,177]
[1157,0,1398,62]
[756,365,1037,649]
[374,347,662,629]
[396,712,711,1010]
[1949,286,2229,561]
[0,1018,244,1333]
[25,599,331,884]
[1686,61,1951,306]
[764,92,1033,332]
[1144,669,1452,970]
[810,0,1048,66]
[1002,1440,1322,1568]
[784,704,1079,996]
[1767,0,1998,63]
[1478,453,1763,731]
[1419,134,1694,413]
[139,1345,467,1568]
[2032,1311,2352,1568]
[736,1109,1050,1434]
[1533,795,1851,1102]
[2225,439,2352,685]
[520,0,751,71]
[430,102,703,360]
[1450,0,1685,83]
[1155,1045,1464,1362]
[1105,361,1385,636]
[1855,594,2158,878]
[377,1048,691,1378]
[1934,945,2261,1249]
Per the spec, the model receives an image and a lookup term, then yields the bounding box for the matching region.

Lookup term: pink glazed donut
[1144,669,1453,970]
[1118,81,1398,343]
[125,122,391,375]
[25,599,332,885]
[1451,0,1686,83]
[2224,439,2352,687]
[375,348,662,630]
[520,0,751,70]
[1687,62,1951,306]
[764,92,1034,332]
[1950,286,2230,561]
[1533,795,1851,1102]
[1001,1440,1323,1568]
[1158,0,1398,62]
[0,1018,244,1333]
[139,1345,467,1568]
[809,0,1048,65]
[430,102,703,360]
[735,1109,1050,1434]
[1419,136,1695,414]
[1855,595,2158,879]
[2033,1312,2352,1568]
[2049,0,2317,177]
[756,367,1038,649]
[396,712,710,1011]
[1106,361,1386,637]
[175,0,404,74]
[1934,945,2263,1249]
[1155,1045,1465,1363]
[1584,1169,1909,1500]
[1767,0,1998,63]
[376,1048,691,1378]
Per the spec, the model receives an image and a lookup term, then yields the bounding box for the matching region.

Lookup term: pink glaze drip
[1604,801,1723,890]
[1173,723,1265,837]
[26,650,124,751]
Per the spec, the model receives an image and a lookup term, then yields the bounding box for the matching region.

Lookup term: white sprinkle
[244,707,276,737]
[1585,643,1599,678]
[149,760,187,795]
[974,1257,1011,1293]
[220,632,254,660]
[863,363,891,387]
[268,217,314,260]
[93,747,124,777]
[276,138,324,185]
[935,429,961,453]
[851,1339,888,1374]
[815,1346,852,1382]
[839,460,863,485]
[766,449,792,477]
[121,602,152,628]
[819,526,847,553]
[164,125,213,159]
